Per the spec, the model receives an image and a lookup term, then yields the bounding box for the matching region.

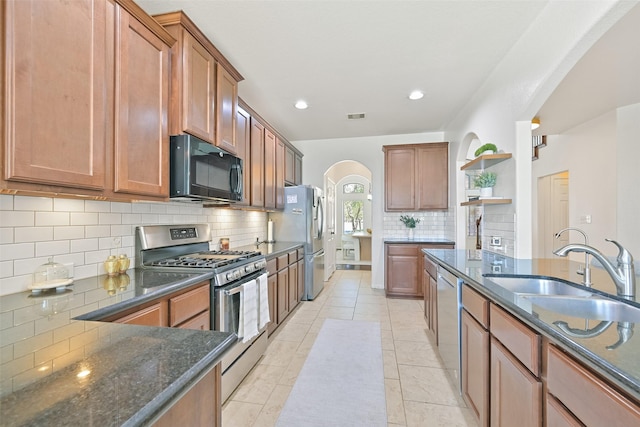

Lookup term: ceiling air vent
[347,113,366,120]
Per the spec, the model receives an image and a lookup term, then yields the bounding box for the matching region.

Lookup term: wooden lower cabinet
[108,281,210,330]
[277,267,290,323]
[385,244,421,297]
[461,310,489,427]
[490,338,542,427]
[288,258,299,311]
[546,344,640,426]
[546,394,583,427]
[267,272,278,335]
[114,301,169,327]
[154,364,221,427]
[297,258,304,301]
[266,249,304,336]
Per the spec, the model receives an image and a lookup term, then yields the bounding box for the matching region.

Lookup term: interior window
[343,183,364,194]
[343,200,364,233]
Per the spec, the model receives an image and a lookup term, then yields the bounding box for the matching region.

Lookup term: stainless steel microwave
[170,135,243,203]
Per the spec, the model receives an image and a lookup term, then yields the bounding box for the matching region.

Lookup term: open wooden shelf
[461,153,512,171]
[461,198,512,206]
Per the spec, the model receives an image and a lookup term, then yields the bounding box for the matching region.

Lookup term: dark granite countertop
[423,248,640,401]
[384,238,455,245]
[236,241,305,259]
[0,270,235,426]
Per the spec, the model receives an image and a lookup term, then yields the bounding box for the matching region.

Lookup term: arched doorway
[324,161,372,280]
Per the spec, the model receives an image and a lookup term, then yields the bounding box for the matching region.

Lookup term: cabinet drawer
[546,394,582,427]
[547,345,640,426]
[297,247,304,261]
[462,286,489,328]
[277,254,289,270]
[266,258,277,275]
[169,284,210,327]
[423,255,438,279]
[176,310,211,331]
[288,250,297,263]
[387,244,418,256]
[114,301,168,327]
[489,304,540,376]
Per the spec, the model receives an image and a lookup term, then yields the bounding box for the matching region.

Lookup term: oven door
[213,270,265,337]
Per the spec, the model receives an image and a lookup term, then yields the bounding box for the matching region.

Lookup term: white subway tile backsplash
[85,225,110,238]
[0,229,13,244]
[1,211,35,227]
[98,213,121,225]
[110,225,132,237]
[35,212,69,226]
[110,202,132,213]
[121,214,142,225]
[84,200,110,213]
[53,198,85,212]
[0,261,14,278]
[53,226,85,241]
[70,239,99,253]
[0,243,35,261]
[0,195,14,210]
[13,256,50,276]
[14,196,53,211]
[70,212,98,226]
[15,227,54,243]
[140,214,159,224]
[35,240,70,257]
[84,250,112,265]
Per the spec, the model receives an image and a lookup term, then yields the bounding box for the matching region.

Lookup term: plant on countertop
[399,215,420,228]
[474,171,497,188]
[474,143,498,157]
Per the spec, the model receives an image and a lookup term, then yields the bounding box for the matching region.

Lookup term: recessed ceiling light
[531,117,540,130]
[408,90,424,100]
[295,100,308,110]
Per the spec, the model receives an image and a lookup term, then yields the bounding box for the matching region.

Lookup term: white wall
[293,132,445,288]
[0,195,267,296]
[617,103,640,259]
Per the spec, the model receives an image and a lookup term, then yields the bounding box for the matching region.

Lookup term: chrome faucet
[553,239,636,300]
[554,227,592,286]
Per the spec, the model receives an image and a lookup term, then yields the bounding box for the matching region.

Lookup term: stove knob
[245,265,252,273]
[226,272,234,281]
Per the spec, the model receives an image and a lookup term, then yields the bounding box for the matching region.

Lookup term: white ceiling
[136,1,639,141]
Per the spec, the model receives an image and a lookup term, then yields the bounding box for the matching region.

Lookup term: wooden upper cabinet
[3,0,109,192]
[285,146,296,185]
[384,147,416,211]
[250,118,266,208]
[215,64,238,155]
[113,4,171,198]
[161,19,216,142]
[417,143,448,210]
[264,129,276,209]
[236,107,251,206]
[276,138,285,209]
[3,0,175,201]
[383,143,448,211]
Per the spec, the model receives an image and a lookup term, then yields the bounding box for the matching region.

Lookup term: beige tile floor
[222,269,477,427]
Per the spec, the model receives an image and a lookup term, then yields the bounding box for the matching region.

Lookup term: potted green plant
[474,171,497,197]
[474,143,498,157]
[400,215,420,240]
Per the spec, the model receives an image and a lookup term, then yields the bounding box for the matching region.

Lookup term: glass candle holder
[117,254,130,274]
[103,255,118,276]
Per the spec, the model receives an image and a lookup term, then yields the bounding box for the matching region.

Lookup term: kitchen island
[424,248,640,425]
[0,270,236,426]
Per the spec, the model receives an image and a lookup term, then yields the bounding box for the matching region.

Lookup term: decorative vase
[408,228,415,240]
[480,187,493,198]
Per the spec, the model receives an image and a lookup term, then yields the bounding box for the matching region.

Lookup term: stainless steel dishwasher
[436,265,462,393]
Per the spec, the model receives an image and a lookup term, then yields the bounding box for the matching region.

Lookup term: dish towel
[257,273,270,329]
[241,279,259,343]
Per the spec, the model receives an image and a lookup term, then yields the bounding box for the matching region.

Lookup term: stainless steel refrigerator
[270,185,325,300]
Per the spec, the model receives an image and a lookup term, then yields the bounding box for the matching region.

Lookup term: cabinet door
[113,5,170,198]
[177,310,210,331]
[4,0,108,191]
[288,260,298,310]
[169,283,210,327]
[285,146,296,185]
[267,273,278,335]
[264,129,276,209]
[215,64,238,155]
[461,310,489,427]
[113,302,169,327]
[490,338,542,427]
[429,274,438,343]
[384,147,416,211]
[275,138,285,209]
[294,153,303,185]
[417,143,448,210]
[423,269,430,325]
[297,259,304,302]
[180,30,216,142]
[250,119,265,207]
[277,268,289,323]
[385,244,420,297]
[546,394,583,427]
[236,107,251,206]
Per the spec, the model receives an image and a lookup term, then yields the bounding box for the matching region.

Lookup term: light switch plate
[490,236,502,246]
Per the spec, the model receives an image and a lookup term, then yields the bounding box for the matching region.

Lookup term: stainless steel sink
[485,276,594,297]
[521,295,640,323]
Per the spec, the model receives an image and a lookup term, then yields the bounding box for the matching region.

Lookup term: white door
[537,171,569,258]
[324,178,336,281]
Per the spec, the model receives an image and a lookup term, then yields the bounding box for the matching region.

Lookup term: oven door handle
[223,285,244,296]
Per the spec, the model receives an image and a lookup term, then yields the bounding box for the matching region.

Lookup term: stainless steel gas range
[135,224,268,402]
